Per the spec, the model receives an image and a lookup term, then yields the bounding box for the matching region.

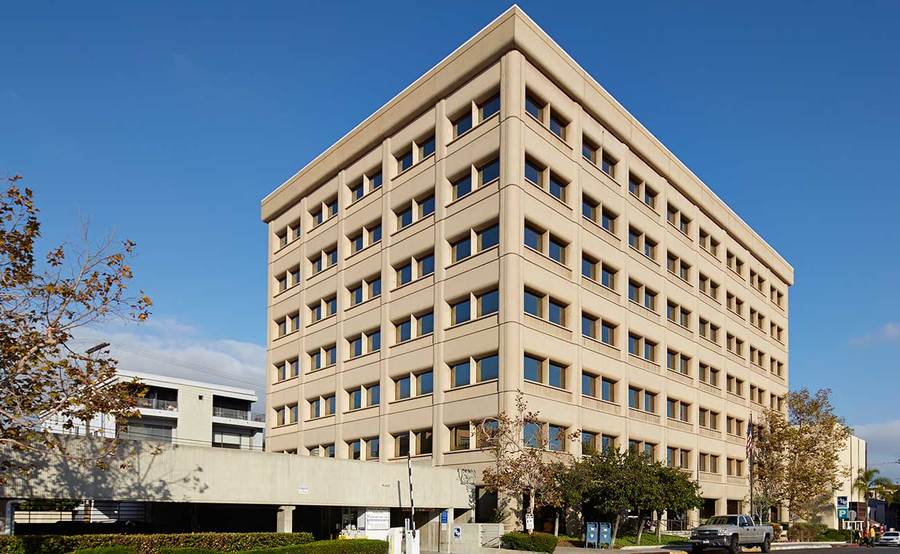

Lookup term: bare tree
[0,175,152,484]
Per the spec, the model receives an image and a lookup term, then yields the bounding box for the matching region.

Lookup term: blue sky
[3,1,899,473]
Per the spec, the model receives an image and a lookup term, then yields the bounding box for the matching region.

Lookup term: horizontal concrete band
[0,437,472,509]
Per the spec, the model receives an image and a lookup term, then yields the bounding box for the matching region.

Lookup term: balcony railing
[135,397,178,411]
[212,406,264,421]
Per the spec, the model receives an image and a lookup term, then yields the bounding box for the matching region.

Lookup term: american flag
[746,415,754,458]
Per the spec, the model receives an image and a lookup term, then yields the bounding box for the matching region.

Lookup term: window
[698,318,720,343]
[699,408,719,431]
[349,273,381,307]
[451,221,499,263]
[477,223,499,250]
[478,93,501,121]
[479,158,500,185]
[628,173,657,210]
[666,301,691,329]
[727,457,745,477]
[451,173,472,200]
[770,358,785,378]
[394,311,433,343]
[750,345,766,368]
[476,353,499,382]
[523,157,568,202]
[395,432,410,457]
[582,312,617,346]
[726,416,745,436]
[523,421,542,448]
[581,196,618,234]
[726,374,745,397]
[549,112,567,140]
[523,289,542,318]
[666,252,692,282]
[548,298,566,326]
[771,287,785,308]
[416,370,433,395]
[523,354,566,389]
[627,332,657,363]
[666,349,691,375]
[308,344,336,371]
[666,397,691,422]
[347,328,380,359]
[726,250,745,277]
[450,424,471,451]
[699,228,719,257]
[726,292,744,316]
[309,295,337,323]
[628,386,656,413]
[524,289,567,327]
[395,375,411,400]
[699,363,720,387]
[666,204,692,237]
[476,288,499,317]
[350,440,362,460]
[394,251,433,287]
[418,135,435,160]
[628,279,657,312]
[583,373,616,403]
[582,136,598,163]
[451,360,471,388]
[699,273,720,300]
[582,430,598,454]
[525,93,543,120]
[628,226,657,261]
[453,110,473,137]
[415,429,433,455]
[699,453,720,473]
[548,424,566,451]
[309,393,335,419]
[667,447,691,469]
[396,192,435,229]
[366,436,380,460]
[726,333,745,357]
[523,221,567,264]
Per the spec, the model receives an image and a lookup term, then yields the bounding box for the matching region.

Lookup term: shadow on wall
[1,436,208,504]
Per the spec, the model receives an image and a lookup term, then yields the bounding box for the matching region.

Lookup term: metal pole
[748,414,755,521]
[407,453,415,536]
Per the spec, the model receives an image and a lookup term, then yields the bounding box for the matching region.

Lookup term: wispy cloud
[854,420,900,480]
[71,319,266,403]
[850,322,900,347]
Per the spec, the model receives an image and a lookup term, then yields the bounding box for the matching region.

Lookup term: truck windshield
[707,516,740,525]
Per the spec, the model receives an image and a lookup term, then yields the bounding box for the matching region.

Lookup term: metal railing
[212,406,255,420]
[135,397,178,411]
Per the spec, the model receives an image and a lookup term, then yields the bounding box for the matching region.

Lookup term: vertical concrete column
[432,98,448,468]
[276,505,295,533]
[498,50,524,421]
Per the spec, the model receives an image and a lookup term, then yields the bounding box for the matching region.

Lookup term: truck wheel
[729,534,741,554]
[761,535,771,553]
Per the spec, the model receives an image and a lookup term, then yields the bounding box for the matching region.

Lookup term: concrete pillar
[277,505,295,533]
[0,499,16,535]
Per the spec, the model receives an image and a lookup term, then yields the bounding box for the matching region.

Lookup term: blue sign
[599,522,612,546]
[838,508,849,521]
[440,510,448,524]
[586,522,599,548]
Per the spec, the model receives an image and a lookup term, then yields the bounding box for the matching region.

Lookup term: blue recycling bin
[598,522,612,547]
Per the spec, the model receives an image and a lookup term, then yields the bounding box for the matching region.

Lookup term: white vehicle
[876,531,900,546]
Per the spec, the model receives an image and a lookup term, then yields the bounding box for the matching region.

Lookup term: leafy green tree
[854,468,894,527]
[655,464,703,540]
[753,388,851,523]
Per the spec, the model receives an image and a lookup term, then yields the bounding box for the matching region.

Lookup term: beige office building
[261,6,793,526]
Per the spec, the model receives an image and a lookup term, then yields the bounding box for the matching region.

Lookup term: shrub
[72,549,137,554]
[242,540,388,554]
[501,532,558,553]
[817,528,852,542]
[0,532,314,554]
[787,522,825,542]
[770,523,782,539]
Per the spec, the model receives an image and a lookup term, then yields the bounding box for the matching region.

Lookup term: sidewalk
[557,542,846,554]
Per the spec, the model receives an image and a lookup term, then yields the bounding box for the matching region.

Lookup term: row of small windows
[275,86,787,315]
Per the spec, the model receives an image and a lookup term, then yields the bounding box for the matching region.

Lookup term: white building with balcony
[52,370,265,451]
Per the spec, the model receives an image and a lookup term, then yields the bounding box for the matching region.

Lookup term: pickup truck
[689,514,773,553]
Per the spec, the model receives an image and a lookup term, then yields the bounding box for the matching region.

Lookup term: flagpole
[749,414,755,520]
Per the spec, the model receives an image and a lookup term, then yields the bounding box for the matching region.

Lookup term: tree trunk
[636,513,644,545]
[611,512,621,547]
[656,514,663,542]
[554,511,559,536]
[526,488,534,535]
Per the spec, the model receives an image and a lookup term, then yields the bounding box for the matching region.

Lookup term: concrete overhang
[1,438,473,509]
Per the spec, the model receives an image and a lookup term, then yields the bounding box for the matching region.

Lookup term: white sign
[525,513,535,531]
[298,485,310,495]
[453,525,463,542]
[365,509,391,531]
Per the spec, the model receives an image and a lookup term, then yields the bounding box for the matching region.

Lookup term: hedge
[0,532,314,554]
[242,539,388,554]
[501,532,558,553]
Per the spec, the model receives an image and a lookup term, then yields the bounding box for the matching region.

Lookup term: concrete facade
[821,435,867,529]
[49,370,265,451]
[261,6,793,524]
